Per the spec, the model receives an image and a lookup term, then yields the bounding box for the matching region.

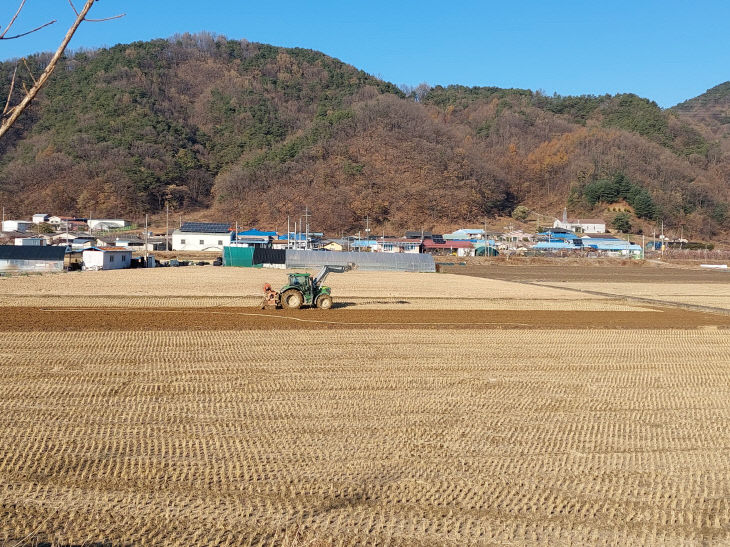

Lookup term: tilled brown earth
[3,304,730,331]
[443,263,730,283]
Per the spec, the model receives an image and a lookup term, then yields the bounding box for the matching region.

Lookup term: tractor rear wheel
[315,294,333,310]
[281,289,303,309]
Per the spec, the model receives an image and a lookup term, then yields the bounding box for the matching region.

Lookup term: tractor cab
[288,272,311,288]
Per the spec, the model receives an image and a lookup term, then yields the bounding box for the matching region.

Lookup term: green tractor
[262,265,352,310]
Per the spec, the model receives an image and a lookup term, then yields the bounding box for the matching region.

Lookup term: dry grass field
[537,281,730,312]
[0,267,645,311]
[1,265,729,545]
[1,329,729,545]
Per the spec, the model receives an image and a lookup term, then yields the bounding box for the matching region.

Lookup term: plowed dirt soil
[443,262,730,283]
[3,304,730,330]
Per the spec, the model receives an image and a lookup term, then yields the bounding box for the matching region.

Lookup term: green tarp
[475,245,499,256]
[223,246,259,267]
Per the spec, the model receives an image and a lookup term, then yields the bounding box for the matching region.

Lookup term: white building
[88,219,128,231]
[32,214,49,224]
[553,217,606,234]
[373,239,422,253]
[15,237,46,246]
[444,228,486,240]
[2,220,33,233]
[0,246,66,273]
[82,247,132,270]
[172,222,232,251]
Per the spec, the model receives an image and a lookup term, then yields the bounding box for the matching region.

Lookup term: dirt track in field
[4,305,730,331]
[443,263,730,283]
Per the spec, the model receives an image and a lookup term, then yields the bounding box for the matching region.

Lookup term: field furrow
[0,329,728,545]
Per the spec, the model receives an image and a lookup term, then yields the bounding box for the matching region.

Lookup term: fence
[284,250,436,272]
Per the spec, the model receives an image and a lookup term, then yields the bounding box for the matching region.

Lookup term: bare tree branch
[3,66,18,116]
[1,20,56,40]
[0,0,96,138]
[85,13,126,23]
[0,0,27,38]
[22,58,37,85]
[68,0,124,23]
[2,0,57,40]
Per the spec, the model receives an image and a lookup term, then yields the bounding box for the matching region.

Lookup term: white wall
[172,232,231,251]
[15,238,45,246]
[0,258,63,272]
[82,250,132,270]
[553,220,606,233]
[2,220,33,233]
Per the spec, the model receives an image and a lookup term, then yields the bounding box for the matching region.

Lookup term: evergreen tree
[611,212,632,233]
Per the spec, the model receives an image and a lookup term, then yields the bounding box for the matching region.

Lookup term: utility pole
[680,225,684,250]
[144,214,149,265]
[303,206,310,250]
[365,216,371,250]
[287,216,291,250]
[165,202,169,251]
[642,234,645,260]
[484,218,487,257]
[661,220,665,260]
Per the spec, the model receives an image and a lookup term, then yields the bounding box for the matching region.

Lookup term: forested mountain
[673,82,730,154]
[0,33,728,237]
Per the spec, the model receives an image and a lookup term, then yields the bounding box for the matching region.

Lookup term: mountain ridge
[0,33,727,237]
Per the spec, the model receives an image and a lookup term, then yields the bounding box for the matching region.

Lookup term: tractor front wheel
[281,289,303,310]
[315,294,333,310]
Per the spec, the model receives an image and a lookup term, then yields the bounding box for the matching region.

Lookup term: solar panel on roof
[180,222,230,233]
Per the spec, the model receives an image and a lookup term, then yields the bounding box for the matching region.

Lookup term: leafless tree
[0,0,124,139]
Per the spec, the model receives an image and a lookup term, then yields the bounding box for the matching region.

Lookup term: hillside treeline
[0,33,728,236]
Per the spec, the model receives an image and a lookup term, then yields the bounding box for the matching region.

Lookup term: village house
[444,228,486,240]
[553,210,606,234]
[48,216,88,230]
[114,236,167,252]
[14,237,46,246]
[374,238,422,253]
[422,238,475,257]
[82,247,133,270]
[172,222,232,251]
[1,220,33,233]
[233,229,277,247]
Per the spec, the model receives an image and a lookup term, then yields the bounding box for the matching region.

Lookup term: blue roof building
[237,229,277,238]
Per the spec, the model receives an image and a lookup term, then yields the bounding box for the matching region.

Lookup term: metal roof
[87,246,132,252]
[0,245,66,261]
[237,229,277,237]
[180,222,231,233]
[422,240,473,249]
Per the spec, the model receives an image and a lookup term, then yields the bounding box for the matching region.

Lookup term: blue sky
[2,0,728,107]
